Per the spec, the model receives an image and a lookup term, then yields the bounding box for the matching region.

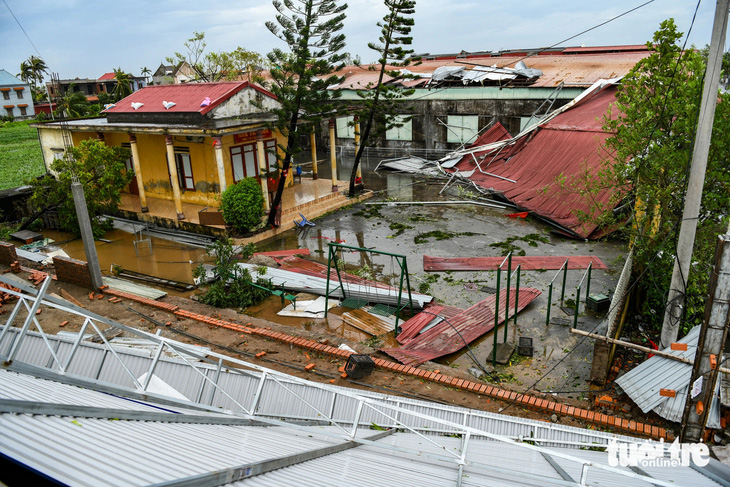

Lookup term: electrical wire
[3,0,43,59]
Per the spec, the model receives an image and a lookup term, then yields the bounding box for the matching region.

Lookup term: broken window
[446,115,479,145]
[336,116,354,139]
[386,115,412,141]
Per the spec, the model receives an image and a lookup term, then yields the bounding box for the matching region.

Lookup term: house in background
[45,72,147,102]
[151,61,196,85]
[327,45,650,154]
[0,69,35,120]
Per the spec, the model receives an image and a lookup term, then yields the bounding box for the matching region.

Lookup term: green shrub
[220,178,264,232]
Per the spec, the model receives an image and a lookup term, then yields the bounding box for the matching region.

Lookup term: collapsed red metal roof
[452,85,622,239]
[103,81,276,116]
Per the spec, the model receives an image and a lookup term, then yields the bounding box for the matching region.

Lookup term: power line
[2,0,43,60]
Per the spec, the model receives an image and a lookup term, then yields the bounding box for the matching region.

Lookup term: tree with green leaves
[140,66,151,82]
[577,19,730,335]
[18,55,49,101]
[112,68,133,101]
[167,31,267,83]
[263,0,348,227]
[56,85,89,118]
[28,139,133,237]
[348,0,417,196]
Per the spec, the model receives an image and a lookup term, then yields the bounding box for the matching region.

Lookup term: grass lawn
[0,120,46,191]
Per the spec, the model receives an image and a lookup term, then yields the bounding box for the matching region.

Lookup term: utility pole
[680,235,730,443]
[71,182,104,290]
[661,0,730,348]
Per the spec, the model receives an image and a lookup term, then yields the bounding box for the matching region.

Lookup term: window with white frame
[336,116,354,139]
[171,147,194,190]
[265,140,277,173]
[385,115,413,141]
[446,115,479,144]
[230,143,259,182]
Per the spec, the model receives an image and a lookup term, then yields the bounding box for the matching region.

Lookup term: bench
[247,281,297,309]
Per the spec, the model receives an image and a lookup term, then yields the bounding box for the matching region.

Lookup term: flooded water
[42,229,213,298]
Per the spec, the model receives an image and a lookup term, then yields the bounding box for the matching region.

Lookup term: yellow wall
[37,125,293,210]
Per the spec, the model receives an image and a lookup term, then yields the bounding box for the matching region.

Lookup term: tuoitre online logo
[607,438,710,468]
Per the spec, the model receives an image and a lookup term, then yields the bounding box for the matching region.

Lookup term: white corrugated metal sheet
[615,326,721,428]
[2,328,647,449]
[237,263,433,308]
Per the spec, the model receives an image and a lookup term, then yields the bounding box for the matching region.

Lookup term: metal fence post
[585,262,592,303]
[560,259,569,305]
[574,286,581,329]
[514,266,521,326]
[504,253,512,342]
[492,268,501,366]
[546,282,553,327]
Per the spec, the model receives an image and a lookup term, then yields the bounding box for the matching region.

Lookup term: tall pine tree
[264,0,348,227]
[348,0,417,196]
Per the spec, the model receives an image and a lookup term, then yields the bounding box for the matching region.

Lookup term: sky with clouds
[0,0,722,80]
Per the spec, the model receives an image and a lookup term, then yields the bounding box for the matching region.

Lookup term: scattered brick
[341,372,348,379]
[59,320,68,327]
[304,363,316,371]
[255,352,266,358]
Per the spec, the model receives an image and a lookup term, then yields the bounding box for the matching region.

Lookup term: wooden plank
[341,309,394,336]
[423,255,606,272]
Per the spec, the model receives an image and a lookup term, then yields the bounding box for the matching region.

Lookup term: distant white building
[0,69,35,120]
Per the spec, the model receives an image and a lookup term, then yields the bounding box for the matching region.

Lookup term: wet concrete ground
[50,152,628,398]
[256,154,628,397]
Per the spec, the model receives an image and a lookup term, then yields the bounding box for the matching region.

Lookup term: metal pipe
[6,277,52,363]
[504,253,512,342]
[585,262,592,303]
[62,318,91,372]
[560,259,569,305]
[493,268,501,366]
[514,266,521,326]
[546,282,553,327]
[573,286,581,329]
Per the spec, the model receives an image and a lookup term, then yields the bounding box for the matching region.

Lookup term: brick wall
[0,242,18,266]
[53,256,93,289]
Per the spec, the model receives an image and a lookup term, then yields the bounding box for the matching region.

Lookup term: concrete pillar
[329,118,338,192]
[165,135,185,220]
[353,116,362,182]
[212,136,227,194]
[310,129,318,180]
[71,182,103,290]
[256,130,270,211]
[128,134,148,212]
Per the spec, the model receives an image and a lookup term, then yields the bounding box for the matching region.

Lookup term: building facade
[33,82,288,221]
[0,69,35,120]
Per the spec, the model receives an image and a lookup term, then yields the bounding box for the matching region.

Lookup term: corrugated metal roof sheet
[615,326,722,428]
[329,50,650,90]
[382,287,541,365]
[103,81,274,116]
[450,84,621,239]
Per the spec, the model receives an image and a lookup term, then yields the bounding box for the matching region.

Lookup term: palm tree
[56,85,89,119]
[18,56,48,91]
[112,68,132,101]
[140,66,151,83]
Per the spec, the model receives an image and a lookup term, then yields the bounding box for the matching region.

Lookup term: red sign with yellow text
[233,129,273,144]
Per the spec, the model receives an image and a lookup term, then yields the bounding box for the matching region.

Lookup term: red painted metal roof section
[104,81,276,116]
[562,45,648,54]
[382,287,541,365]
[98,72,116,80]
[397,304,463,344]
[423,255,607,272]
[274,256,395,291]
[450,85,622,239]
[252,249,311,258]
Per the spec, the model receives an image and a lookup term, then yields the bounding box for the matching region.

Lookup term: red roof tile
[98,72,116,81]
[103,81,275,116]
